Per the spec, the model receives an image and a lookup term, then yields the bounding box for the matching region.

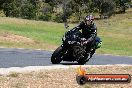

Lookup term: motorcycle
[51,29,102,65]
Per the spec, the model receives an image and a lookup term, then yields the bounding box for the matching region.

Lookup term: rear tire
[51,46,63,64]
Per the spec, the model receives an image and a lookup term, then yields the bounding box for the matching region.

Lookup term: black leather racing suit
[71,21,97,43]
[71,21,97,57]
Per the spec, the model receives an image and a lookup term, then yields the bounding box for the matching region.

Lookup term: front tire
[51,46,63,64]
[77,55,89,65]
[77,59,86,65]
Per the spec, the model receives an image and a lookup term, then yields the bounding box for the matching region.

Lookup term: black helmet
[85,15,94,22]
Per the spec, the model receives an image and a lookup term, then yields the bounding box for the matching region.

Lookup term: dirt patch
[0,65,132,88]
[0,32,58,50]
[0,32,34,43]
[0,68,81,88]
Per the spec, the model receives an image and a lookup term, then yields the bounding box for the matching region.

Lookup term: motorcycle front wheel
[77,54,89,65]
[51,46,63,64]
[77,59,87,65]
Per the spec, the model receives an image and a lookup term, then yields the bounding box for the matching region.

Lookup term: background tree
[0,0,6,9]
[20,1,36,19]
[93,0,116,18]
[2,0,20,17]
[0,0,131,22]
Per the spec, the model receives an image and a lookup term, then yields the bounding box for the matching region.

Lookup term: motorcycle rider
[70,15,98,58]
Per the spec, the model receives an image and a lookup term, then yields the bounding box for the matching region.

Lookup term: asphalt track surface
[0,48,132,68]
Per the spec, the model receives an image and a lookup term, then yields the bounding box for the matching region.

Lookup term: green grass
[0,18,69,49]
[0,21,65,45]
[0,9,132,56]
[95,9,132,56]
